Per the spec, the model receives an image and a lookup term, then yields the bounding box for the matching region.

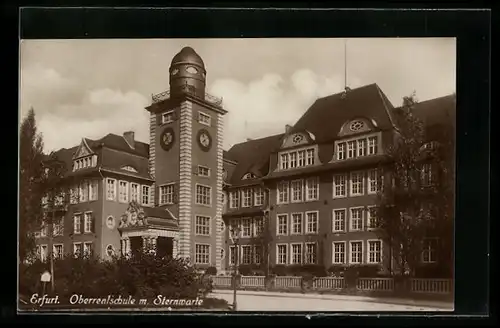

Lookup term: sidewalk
[212,289,454,310]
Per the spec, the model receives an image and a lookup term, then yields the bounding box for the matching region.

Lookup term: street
[210,290,453,312]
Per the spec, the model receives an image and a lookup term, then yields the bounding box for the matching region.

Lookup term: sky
[19,38,456,153]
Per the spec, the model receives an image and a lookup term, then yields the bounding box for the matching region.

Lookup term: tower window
[162,111,174,124]
[198,112,211,126]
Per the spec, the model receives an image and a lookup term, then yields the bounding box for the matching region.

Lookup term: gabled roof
[290,83,396,143]
[89,133,149,158]
[409,94,456,127]
[224,133,284,185]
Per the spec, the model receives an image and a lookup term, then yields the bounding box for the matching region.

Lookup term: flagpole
[344,38,348,90]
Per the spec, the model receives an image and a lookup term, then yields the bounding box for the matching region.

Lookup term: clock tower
[145,46,227,270]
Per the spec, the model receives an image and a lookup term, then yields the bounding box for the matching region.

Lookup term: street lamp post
[229,224,241,312]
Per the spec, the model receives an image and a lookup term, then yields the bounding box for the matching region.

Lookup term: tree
[375,92,454,277]
[248,210,273,276]
[19,108,45,263]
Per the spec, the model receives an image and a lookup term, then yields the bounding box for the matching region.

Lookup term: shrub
[356,264,382,277]
[300,264,327,277]
[271,265,287,276]
[328,264,347,277]
[205,266,217,275]
[238,264,253,276]
[414,263,452,278]
[19,250,212,301]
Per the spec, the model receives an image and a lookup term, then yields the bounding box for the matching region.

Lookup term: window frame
[305,210,319,234]
[332,241,347,264]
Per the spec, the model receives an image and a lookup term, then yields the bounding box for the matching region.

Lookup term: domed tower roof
[170,46,205,70]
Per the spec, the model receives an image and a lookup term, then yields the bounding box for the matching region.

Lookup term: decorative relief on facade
[119,201,146,229]
[338,118,373,137]
[281,132,311,149]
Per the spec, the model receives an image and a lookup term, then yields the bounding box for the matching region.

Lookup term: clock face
[171,68,179,75]
[160,127,175,151]
[197,129,212,151]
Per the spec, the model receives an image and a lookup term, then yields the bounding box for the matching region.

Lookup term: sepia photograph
[18,37,456,313]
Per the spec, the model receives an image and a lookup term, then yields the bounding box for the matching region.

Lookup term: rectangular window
[52,217,64,236]
[368,240,382,263]
[141,185,150,205]
[350,208,364,231]
[421,163,433,186]
[277,181,289,204]
[368,136,378,155]
[422,239,438,263]
[333,174,347,198]
[298,150,305,167]
[347,140,356,159]
[130,183,139,202]
[368,169,381,194]
[198,112,211,126]
[305,243,317,264]
[195,244,210,264]
[254,187,264,206]
[53,244,64,260]
[195,215,211,236]
[73,214,82,234]
[333,242,346,264]
[73,243,83,257]
[89,180,98,201]
[289,152,297,168]
[305,211,318,234]
[241,245,252,265]
[70,185,79,204]
[84,212,93,233]
[332,209,346,232]
[305,177,319,201]
[242,189,252,208]
[241,218,252,237]
[350,171,364,196]
[291,179,303,202]
[254,245,262,265]
[357,139,366,157]
[160,184,175,205]
[291,243,302,264]
[253,217,264,236]
[198,165,210,177]
[277,244,288,265]
[229,191,239,209]
[118,181,129,203]
[367,206,378,230]
[306,149,315,165]
[277,214,288,236]
[196,184,211,205]
[280,154,289,170]
[350,241,363,264]
[337,142,346,160]
[80,181,88,202]
[162,110,174,124]
[291,213,303,235]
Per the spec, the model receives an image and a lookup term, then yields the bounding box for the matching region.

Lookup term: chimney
[123,131,135,149]
[285,124,292,134]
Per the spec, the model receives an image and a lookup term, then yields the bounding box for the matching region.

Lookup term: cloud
[210,69,347,150]
[32,86,150,152]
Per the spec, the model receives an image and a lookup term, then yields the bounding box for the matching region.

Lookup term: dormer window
[279,147,316,171]
[334,133,380,161]
[242,173,256,180]
[73,155,97,172]
[121,165,138,173]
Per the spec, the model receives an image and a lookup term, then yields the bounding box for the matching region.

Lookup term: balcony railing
[151,84,223,107]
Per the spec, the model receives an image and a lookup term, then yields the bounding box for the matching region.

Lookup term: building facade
[34,46,455,274]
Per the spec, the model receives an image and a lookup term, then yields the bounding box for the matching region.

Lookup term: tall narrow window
[305,211,318,234]
[291,244,302,264]
[160,184,175,205]
[141,185,150,205]
[368,136,378,155]
[291,213,303,235]
[277,244,288,265]
[291,180,303,202]
[350,208,363,231]
[277,214,288,235]
[337,143,346,160]
[332,209,346,232]
[241,189,252,207]
[357,139,366,157]
[350,172,364,196]
[196,185,211,205]
[229,190,239,209]
[347,141,356,159]
[305,243,317,264]
[254,187,264,206]
[118,181,129,203]
[306,149,315,165]
[368,240,382,263]
[131,183,139,202]
[333,242,346,264]
[305,177,319,201]
[368,169,380,194]
[289,152,297,168]
[277,181,289,204]
[297,150,305,167]
[350,241,363,264]
[280,154,289,170]
[333,174,347,197]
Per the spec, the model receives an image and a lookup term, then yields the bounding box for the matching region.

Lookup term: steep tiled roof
[50,133,151,179]
[224,134,284,185]
[290,83,396,143]
[410,94,456,127]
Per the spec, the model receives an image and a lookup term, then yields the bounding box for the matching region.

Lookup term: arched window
[242,172,256,180]
[121,165,138,173]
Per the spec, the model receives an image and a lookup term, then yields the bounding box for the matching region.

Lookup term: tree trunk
[50,210,55,293]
